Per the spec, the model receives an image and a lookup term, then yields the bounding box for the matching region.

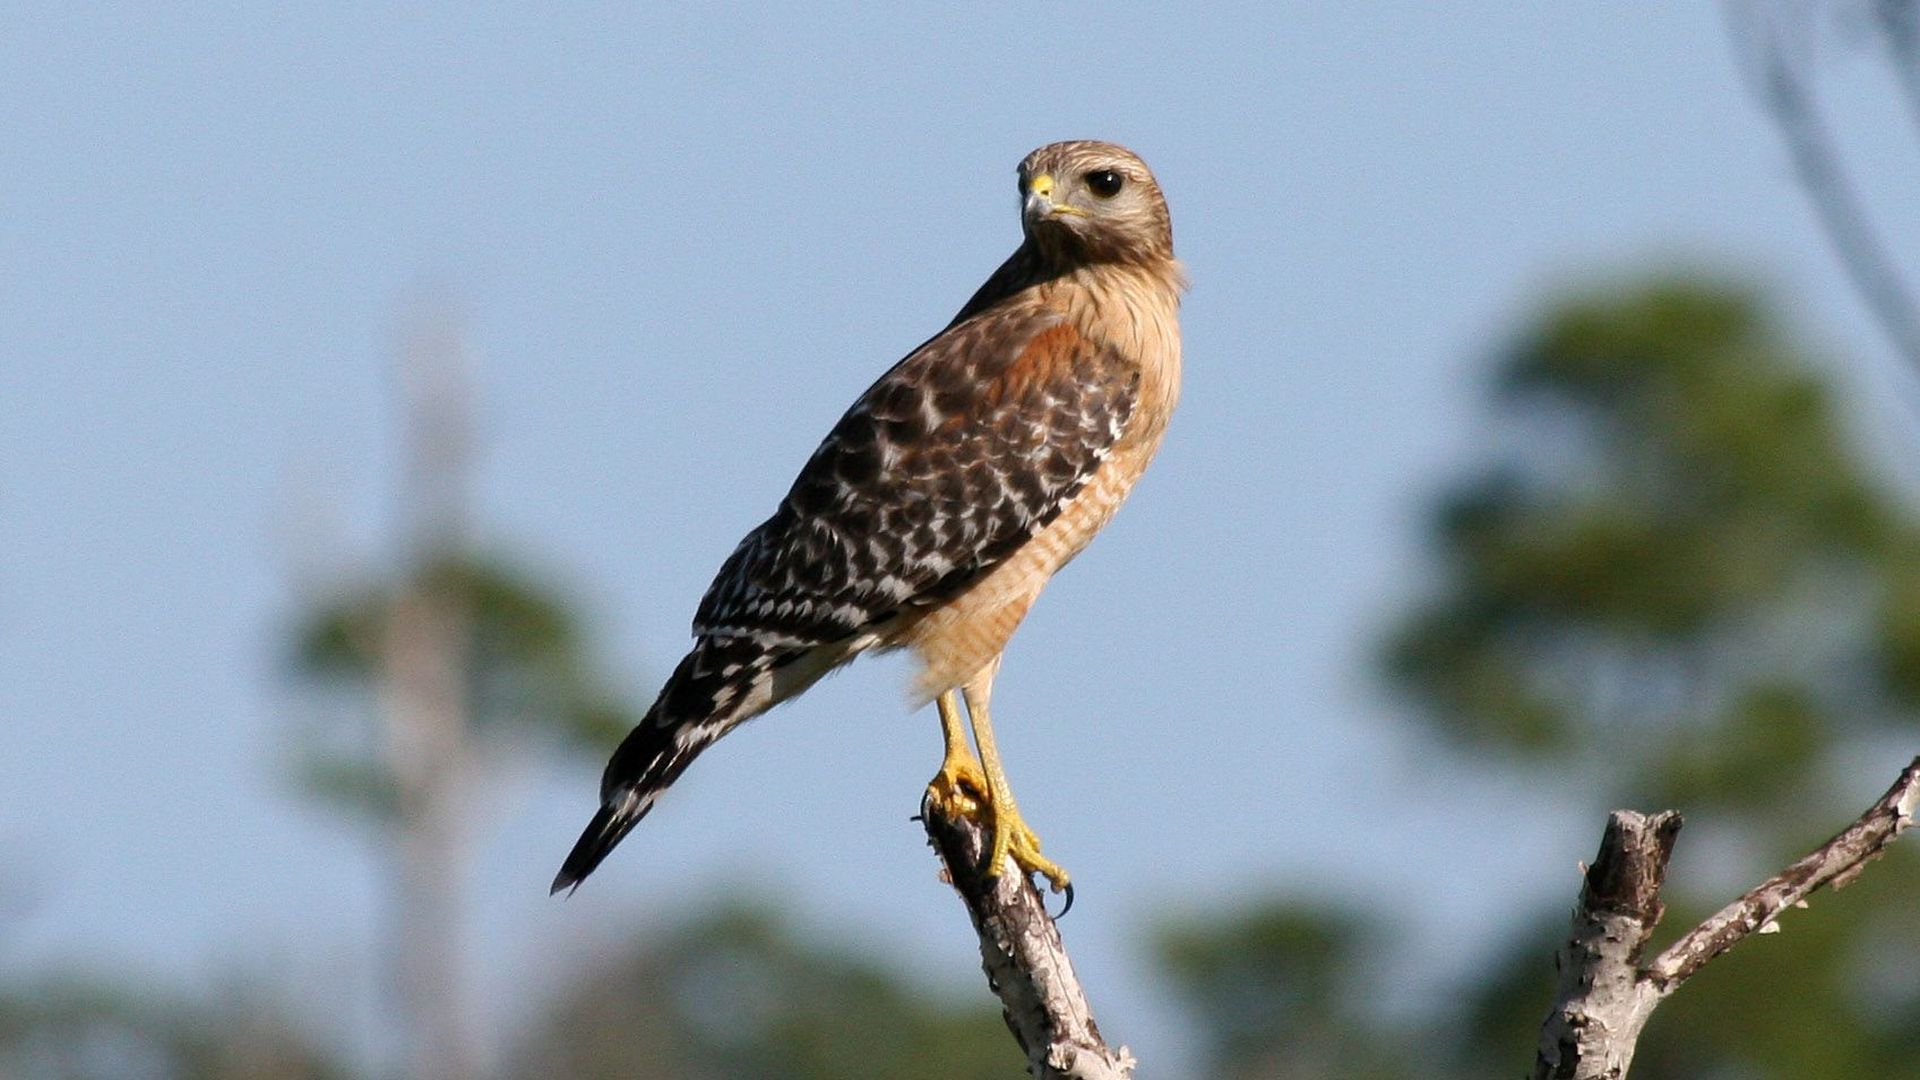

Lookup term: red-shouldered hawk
[554,140,1184,897]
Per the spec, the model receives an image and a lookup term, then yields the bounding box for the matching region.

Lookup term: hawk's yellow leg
[925,690,987,818]
[961,678,1071,893]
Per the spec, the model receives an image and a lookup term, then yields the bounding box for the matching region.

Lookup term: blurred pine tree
[1157,277,1920,1080]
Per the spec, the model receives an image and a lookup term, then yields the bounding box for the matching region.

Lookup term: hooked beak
[1023,173,1085,226]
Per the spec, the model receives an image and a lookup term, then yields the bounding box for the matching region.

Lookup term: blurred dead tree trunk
[287,300,636,1079]
[380,311,481,1080]
[1531,757,1920,1079]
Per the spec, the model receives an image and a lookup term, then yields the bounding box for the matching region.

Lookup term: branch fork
[1533,756,1920,1080]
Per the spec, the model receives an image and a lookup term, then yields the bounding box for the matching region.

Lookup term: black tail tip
[550,795,646,897]
[549,868,585,898]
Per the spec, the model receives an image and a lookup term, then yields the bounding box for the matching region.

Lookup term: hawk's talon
[984,805,1072,896]
[925,753,989,821]
[925,757,1073,896]
[926,687,1071,895]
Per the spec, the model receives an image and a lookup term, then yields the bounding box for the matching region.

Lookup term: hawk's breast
[894,261,1184,697]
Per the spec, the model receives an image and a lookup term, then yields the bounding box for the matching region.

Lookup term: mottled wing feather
[692,311,1139,648]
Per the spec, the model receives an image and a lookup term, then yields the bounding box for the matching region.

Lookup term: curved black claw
[1053,881,1076,920]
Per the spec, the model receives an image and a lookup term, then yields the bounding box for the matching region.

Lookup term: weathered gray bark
[1533,756,1920,1080]
[921,798,1135,1080]
[1531,811,1680,1080]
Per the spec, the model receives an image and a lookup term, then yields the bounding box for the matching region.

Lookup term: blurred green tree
[508,902,1015,1080]
[1153,276,1920,1080]
[1383,277,1920,1079]
[0,978,352,1080]
[284,310,636,1080]
[1156,901,1413,1080]
[291,552,635,822]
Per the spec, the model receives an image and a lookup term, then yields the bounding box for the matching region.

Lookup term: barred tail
[551,635,779,894]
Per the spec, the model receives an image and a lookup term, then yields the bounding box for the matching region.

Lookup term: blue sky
[4,3,1918,1073]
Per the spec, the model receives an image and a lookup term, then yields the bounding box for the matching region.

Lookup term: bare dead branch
[1530,810,1682,1080]
[1532,756,1920,1080]
[1646,755,1920,988]
[920,798,1134,1080]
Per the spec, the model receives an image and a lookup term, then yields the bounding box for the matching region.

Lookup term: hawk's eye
[1084,169,1124,199]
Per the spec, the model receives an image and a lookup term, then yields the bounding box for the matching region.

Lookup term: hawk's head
[1017,141,1173,266]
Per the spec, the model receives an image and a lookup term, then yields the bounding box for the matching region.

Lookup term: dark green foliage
[288,553,638,819]
[510,903,1016,1080]
[0,979,348,1080]
[1389,280,1914,799]
[294,553,638,748]
[1156,902,1413,1080]
[1387,278,1920,1078]
[1157,276,1920,1080]
[1875,550,1920,704]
